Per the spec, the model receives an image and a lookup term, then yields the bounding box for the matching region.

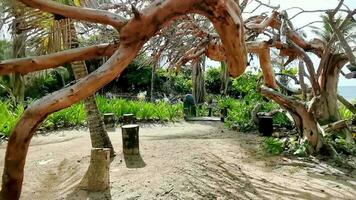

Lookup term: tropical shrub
[0,97,184,137]
[262,137,284,155]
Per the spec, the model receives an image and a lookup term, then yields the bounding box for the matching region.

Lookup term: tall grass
[0,97,184,136]
[96,96,183,121]
[43,103,86,129]
[0,101,24,136]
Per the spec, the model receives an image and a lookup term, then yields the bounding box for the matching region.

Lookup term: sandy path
[0,121,355,200]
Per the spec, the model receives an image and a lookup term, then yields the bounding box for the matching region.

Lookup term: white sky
[1,0,355,85]
[207,0,356,86]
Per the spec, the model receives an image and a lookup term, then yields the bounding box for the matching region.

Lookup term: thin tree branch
[289,40,320,96]
[18,0,127,29]
[0,43,119,75]
[337,94,356,114]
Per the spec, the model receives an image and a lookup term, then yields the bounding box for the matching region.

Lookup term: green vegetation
[0,101,24,137]
[218,73,292,130]
[262,137,284,155]
[339,104,354,120]
[0,97,183,136]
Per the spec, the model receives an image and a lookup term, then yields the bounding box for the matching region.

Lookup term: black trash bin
[258,115,273,136]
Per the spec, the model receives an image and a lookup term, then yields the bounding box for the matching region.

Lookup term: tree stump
[258,115,273,136]
[86,148,110,192]
[103,113,116,131]
[121,124,140,155]
[122,113,135,125]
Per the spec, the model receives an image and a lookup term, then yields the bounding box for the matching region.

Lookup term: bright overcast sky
[249,0,356,86]
[208,0,356,86]
[1,0,355,85]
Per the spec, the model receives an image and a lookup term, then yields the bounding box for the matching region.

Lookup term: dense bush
[96,96,183,121]
[0,97,184,136]
[205,67,221,94]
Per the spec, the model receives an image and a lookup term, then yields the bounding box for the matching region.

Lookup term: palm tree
[2,0,115,155]
[6,1,26,104]
[311,14,356,52]
[66,20,115,156]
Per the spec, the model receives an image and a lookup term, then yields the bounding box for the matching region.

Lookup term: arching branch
[0,43,119,75]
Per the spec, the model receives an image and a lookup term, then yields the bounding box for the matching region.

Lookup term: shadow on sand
[173,152,355,200]
[124,153,146,168]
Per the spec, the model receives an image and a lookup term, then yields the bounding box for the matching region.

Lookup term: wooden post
[122,113,135,125]
[103,113,116,131]
[121,124,140,155]
[86,148,110,192]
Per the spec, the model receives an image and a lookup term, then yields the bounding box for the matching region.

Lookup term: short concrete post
[121,124,140,155]
[122,113,135,125]
[103,113,116,131]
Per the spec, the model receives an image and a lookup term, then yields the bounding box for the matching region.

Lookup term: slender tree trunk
[11,3,26,104]
[150,63,156,102]
[220,61,229,96]
[68,22,114,156]
[298,61,307,100]
[192,59,205,104]
[71,61,115,155]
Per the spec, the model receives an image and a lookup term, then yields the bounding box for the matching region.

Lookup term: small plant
[0,101,24,136]
[262,137,284,155]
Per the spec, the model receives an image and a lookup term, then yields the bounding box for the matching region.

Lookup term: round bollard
[103,113,116,131]
[121,124,140,155]
[122,113,135,125]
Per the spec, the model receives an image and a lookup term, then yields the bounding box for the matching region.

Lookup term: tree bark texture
[68,21,115,156]
[192,59,205,104]
[10,2,26,104]
[84,148,110,192]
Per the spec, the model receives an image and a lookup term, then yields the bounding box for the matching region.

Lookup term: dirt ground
[0,121,355,200]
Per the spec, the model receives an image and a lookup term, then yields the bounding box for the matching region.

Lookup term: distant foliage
[205,67,221,94]
[0,97,183,136]
[25,67,72,99]
[96,96,183,121]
